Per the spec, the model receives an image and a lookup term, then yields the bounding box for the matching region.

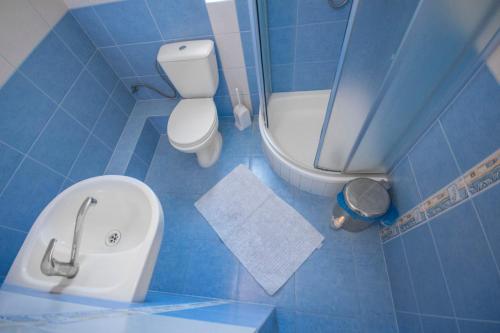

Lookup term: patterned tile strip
[381,149,499,243]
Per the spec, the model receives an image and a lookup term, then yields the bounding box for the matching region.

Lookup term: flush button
[179,45,187,51]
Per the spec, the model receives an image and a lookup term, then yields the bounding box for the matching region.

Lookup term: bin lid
[343,178,390,218]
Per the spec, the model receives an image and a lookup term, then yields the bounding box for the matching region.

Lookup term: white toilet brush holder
[233,88,252,131]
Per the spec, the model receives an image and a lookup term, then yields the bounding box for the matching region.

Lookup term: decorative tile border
[381,149,500,243]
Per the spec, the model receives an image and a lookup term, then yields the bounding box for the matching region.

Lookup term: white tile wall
[0,55,14,88]
[29,0,67,27]
[63,0,121,9]
[486,44,500,83]
[0,0,67,86]
[206,0,252,111]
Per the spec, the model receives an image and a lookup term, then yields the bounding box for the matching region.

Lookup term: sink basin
[5,176,164,302]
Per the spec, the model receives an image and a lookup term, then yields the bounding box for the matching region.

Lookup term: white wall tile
[214,33,245,69]
[0,55,14,87]
[486,44,500,83]
[29,0,68,28]
[206,0,239,34]
[64,0,121,9]
[63,0,91,8]
[224,66,249,93]
[0,0,51,68]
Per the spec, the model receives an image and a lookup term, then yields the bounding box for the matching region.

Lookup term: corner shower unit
[250,0,499,196]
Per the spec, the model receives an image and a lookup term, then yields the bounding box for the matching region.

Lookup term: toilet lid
[167,98,217,148]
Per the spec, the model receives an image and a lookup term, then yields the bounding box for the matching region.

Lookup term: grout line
[63,80,120,185]
[439,120,500,278]
[399,236,425,333]
[143,0,166,41]
[396,310,500,324]
[0,224,29,234]
[379,235,400,332]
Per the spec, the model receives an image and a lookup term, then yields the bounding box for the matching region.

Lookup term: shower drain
[105,230,121,247]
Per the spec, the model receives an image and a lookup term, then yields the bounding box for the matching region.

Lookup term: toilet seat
[167,98,217,149]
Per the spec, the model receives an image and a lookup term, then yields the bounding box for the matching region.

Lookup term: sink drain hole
[105,230,121,247]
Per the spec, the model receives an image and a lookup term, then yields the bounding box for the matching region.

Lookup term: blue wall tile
[147,0,213,40]
[20,32,82,103]
[295,22,344,63]
[269,27,295,64]
[459,320,500,333]
[62,70,109,129]
[409,122,461,198]
[268,0,297,28]
[246,67,258,94]
[139,75,176,99]
[267,1,349,92]
[472,185,500,268]
[0,73,56,152]
[430,202,500,321]
[389,157,421,214]
[94,0,161,44]
[120,42,163,76]
[396,312,422,333]
[112,82,137,114]
[420,316,458,333]
[383,237,418,312]
[293,61,336,91]
[295,312,359,333]
[71,7,115,47]
[30,110,89,175]
[93,101,128,150]
[271,64,293,92]
[100,47,136,78]
[0,226,26,276]
[69,135,112,182]
[297,0,351,24]
[440,66,500,172]
[87,51,118,94]
[402,225,454,316]
[54,13,96,64]
[235,0,251,32]
[0,143,23,193]
[241,31,255,67]
[0,158,64,232]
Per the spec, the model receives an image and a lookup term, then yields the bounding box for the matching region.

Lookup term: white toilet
[157,40,222,168]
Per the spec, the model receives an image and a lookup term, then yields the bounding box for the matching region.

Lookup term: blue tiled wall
[266,0,350,92]
[0,13,134,280]
[72,0,248,116]
[383,59,500,332]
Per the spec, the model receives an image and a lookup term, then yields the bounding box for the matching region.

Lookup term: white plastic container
[233,88,252,131]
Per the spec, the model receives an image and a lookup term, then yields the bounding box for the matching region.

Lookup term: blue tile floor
[144,117,396,333]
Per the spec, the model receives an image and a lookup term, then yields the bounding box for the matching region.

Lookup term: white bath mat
[195,165,324,295]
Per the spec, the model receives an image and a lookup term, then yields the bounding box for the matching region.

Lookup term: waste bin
[331,178,395,232]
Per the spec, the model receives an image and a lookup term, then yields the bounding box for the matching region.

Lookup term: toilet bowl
[157,40,223,168]
[167,98,222,168]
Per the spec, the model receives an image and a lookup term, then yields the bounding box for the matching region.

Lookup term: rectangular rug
[195,165,324,295]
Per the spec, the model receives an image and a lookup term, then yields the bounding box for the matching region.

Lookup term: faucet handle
[40,238,57,273]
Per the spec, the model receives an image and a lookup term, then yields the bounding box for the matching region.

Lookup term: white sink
[5,176,164,302]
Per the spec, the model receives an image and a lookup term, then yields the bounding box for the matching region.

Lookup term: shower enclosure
[250,0,499,196]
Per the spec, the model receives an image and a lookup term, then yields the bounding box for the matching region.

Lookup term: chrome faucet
[41,197,97,278]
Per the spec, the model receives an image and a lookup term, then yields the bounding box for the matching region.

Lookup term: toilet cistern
[40,197,97,279]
